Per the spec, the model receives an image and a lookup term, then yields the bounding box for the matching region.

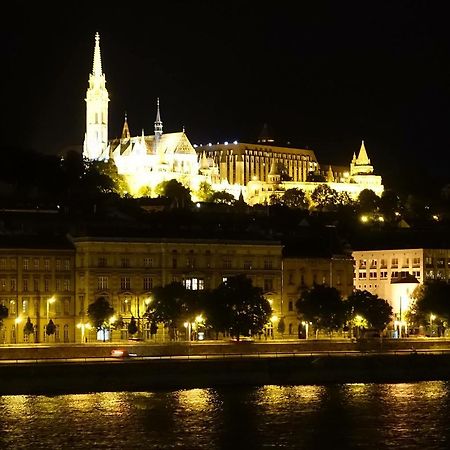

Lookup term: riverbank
[1,352,450,395]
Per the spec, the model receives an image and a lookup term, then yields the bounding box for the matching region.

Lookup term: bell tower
[83,32,109,160]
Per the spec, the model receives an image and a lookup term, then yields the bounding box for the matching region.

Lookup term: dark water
[1,381,450,449]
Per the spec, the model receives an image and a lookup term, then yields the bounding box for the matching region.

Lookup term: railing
[1,349,450,364]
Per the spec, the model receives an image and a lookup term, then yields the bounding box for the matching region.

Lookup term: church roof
[110,132,196,157]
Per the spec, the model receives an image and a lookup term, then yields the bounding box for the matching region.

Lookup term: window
[183,278,204,290]
[369,271,377,279]
[288,301,293,312]
[121,257,130,268]
[56,259,61,271]
[33,278,39,292]
[64,299,70,315]
[144,257,153,268]
[223,259,232,269]
[380,258,387,268]
[437,258,445,268]
[44,259,50,271]
[10,278,16,291]
[380,271,388,279]
[98,257,107,267]
[413,257,420,267]
[391,271,399,278]
[244,260,253,270]
[264,259,273,270]
[391,258,398,268]
[0,279,6,291]
[64,259,70,271]
[22,298,29,314]
[44,278,50,292]
[425,256,433,267]
[359,259,367,269]
[370,259,377,268]
[56,279,61,291]
[288,271,294,285]
[413,270,421,278]
[358,272,367,279]
[23,278,28,292]
[120,277,130,290]
[264,278,273,292]
[97,276,108,290]
[0,258,6,270]
[23,258,29,270]
[34,258,39,270]
[143,277,153,290]
[63,279,70,291]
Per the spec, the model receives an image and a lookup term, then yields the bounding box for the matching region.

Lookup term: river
[1,381,449,449]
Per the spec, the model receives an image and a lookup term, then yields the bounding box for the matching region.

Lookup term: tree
[207,274,272,340]
[357,189,380,213]
[128,316,138,335]
[195,181,214,202]
[87,297,114,341]
[150,282,201,339]
[344,290,392,333]
[0,304,8,328]
[409,280,450,335]
[210,190,236,205]
[156,179,192,208]
[282,188,309,209]
[296,284,345,337]
[46,319,56,337]
[310,184,340,211]
[277,317,286,336]
[23,317,34,338]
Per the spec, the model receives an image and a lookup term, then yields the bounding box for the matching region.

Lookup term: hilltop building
[83,33,383,204]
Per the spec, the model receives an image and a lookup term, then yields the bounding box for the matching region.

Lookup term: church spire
[83,32,109,161]
[121,112,130,140]
[154,97,163,137]
[92,32,103,77]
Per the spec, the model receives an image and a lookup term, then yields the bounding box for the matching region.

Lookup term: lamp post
[430,313,436,337]
[15,317,22,344]
[46,296,55,323]
[46,296,55,342]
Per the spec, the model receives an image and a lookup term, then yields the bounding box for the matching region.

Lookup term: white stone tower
[83,32,109,160]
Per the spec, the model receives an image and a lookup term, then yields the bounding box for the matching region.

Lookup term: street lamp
[430,313,436,337]
[46,296,55,323]
[77,321,91,343]
[15,317,22,344]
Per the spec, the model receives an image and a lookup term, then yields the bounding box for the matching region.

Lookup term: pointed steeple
[356,140,370,165]
[92,32,103,77]
[154,97,163,137]
[326,165,335,182]
[121,112,130,140]
[83,32,109,161]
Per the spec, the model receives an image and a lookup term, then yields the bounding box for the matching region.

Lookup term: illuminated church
[83,33,383,204]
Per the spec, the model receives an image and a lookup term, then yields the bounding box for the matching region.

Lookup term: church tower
[83,32,109,160]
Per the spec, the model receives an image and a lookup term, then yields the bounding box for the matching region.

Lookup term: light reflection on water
[0,381,449,449]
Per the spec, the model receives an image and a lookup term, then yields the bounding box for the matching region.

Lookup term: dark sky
[2,1,449,195]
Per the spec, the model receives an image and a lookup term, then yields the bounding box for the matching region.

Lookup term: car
[230,336,254,343]
[110,349,137,358]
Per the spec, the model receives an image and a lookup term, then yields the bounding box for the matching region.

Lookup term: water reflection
[0,382,449,449]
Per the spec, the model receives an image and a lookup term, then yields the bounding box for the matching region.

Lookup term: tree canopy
[296,284,345,335]
[344,289,392,331]
[409,280,450,327]
[87,297,115,330]
[207,274,272,340]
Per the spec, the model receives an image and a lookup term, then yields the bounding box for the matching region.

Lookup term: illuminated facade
[0,238,76,344]
[352,248,450,334]
[82,33,383,203]
[282,255,354,338]
[71,235,283,342]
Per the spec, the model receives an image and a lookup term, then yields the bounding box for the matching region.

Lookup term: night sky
[2,1,449,195]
